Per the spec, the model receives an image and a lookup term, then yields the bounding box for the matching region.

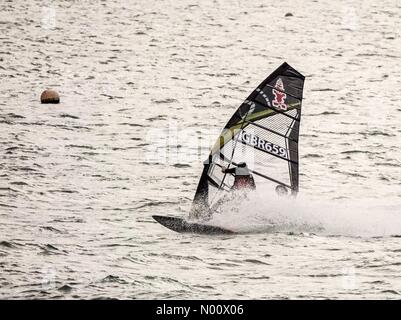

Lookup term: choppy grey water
[1,0,401,299]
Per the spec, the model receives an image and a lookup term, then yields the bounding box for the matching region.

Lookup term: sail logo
[272,78,288,111]
[238,130,287,158]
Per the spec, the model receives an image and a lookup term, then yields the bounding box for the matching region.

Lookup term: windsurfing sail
[189,62,305,220]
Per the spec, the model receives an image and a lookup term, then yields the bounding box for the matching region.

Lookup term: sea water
[0,0,400,299]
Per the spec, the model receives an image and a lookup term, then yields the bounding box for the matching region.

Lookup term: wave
[208,190,401,237]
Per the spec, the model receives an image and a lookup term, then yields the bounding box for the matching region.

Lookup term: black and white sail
[190,62,305,220]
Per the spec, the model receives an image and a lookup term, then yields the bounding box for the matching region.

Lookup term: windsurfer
[221,162,256,190]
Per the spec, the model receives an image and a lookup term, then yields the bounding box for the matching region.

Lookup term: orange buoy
[41,89,60,104]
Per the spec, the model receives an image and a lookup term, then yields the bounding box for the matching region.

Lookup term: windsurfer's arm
[222,166,236,174]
